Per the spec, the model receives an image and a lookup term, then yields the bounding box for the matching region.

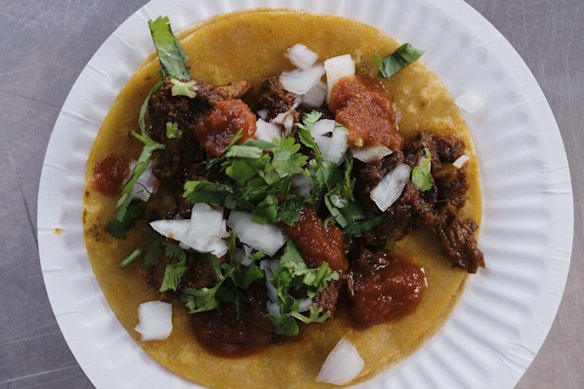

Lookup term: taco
[83,9,484,388]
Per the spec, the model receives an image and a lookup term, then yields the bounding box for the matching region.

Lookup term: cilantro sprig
[148,16,192,80]
[267,241,339,336]
[375,43,424,79]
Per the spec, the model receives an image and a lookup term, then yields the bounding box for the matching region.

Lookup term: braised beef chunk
[258,76,298,119]
[314,281,341,316]
[434,164,469,209]
[214,80,254,101]
[283,208,348,271]
[404,130,465,172]
[349,256,425,329]
[191,285,275,357]
[148,78,205,179]
[436,209,485,273]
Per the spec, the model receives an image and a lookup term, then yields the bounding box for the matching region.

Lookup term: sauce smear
[92,152,129,196]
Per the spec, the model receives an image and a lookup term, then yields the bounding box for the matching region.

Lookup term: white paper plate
[37,0,573,388]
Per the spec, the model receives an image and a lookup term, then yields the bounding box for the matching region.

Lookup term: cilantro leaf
[296,111,324,159]
[375,43,424,79]
[411,147,434,191]
[181,265,235,313]
[159,257,188,292]
[120,247,143,268]
[164,242,187,261]
[165,121,182,139]
[253,194,278,224]
[239,265,265,289]
[207,254,224,282]
[106,199,145,239]
[290,305,331,324]
[148,16,192,80]
[344,214,385,238]
[267,314,299,337]
[272,137,308,177]
[226,144,264,159]
[183,180,234,206]
[143,238,163,268]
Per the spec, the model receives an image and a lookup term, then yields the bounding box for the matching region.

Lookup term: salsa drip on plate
[92,17,484,358]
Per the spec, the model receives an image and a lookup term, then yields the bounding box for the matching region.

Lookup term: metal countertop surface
[0,1,582,388]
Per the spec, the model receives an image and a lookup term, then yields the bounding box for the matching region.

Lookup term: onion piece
[455,90,487,115]
[279,65,325,95]
[150,204,228,257]
[310,119,336,137]
[324,128,348,165]
[301,80,327,108]
[260,259,280,303]
[370,163,412,212]
[257,109,269,120]
[227,211,286,256]
[316,338,365,385]
[285,44,319,69]
[256,119,282,142]
[298,298,313,313]
[452,154,470,168]
[352,146,393,163]
[292,173,314,198]
[324,54,355,103]
[129,161,157,202]
[134,301,173,341]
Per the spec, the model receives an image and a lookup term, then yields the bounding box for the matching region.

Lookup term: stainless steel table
[0,1,581,388]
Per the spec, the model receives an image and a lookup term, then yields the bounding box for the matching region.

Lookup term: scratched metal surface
[0,1,581,388]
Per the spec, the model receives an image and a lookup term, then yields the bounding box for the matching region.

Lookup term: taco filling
[84,11,484,387]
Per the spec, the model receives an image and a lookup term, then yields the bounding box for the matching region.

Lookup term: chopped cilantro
[385,236,396,251]
[169,78,197,98]
[207,254,224,282]
[272,137,308,177]
[114,81,165,224]
[159,257,188,292]
[183,180,234,206]
[164,242,187,261]
[181,264,236,313]
[106,200,145,239]
[375,43,424,79]
[344,214,385,238]
[290,305,331,324]
[239,265,265,289]
[412,147,434,191]
[165,121,182,139]
[120,247,143,268]
[143,238,163,268]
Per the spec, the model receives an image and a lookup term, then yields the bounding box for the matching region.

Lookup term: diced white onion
[452,154,470,168]
[292,173,315,198]
[267,301,280,315]
[298,298,313,313]
[260,259,280,303]
[301,80,327,108]
[370,163,412,212]
[316,338,365,385]
[257,109,269,120]
[134,301,173,341]
[227,211,286,256]
[150,219,190,242]
[324,128,348,165]
[279,65,325,95]
[150,204,228,257]
[352,146,393,163]
[324,54,355,103]
[284,44,319,70]
[256,119,282,142]
[129,161,157,202]
[311,119,336,137]
[455,90,487,116]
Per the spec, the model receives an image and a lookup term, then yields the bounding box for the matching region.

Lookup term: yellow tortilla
[83,10,481,389]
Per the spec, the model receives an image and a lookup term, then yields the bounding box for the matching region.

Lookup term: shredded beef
[435,208,485,273]
[404,130,466,172]
[314,281,340,316]
[257,76,298,119]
